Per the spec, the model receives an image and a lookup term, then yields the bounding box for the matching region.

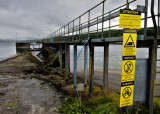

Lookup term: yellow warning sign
[119,9,141,29]
[120,30,137,107]
[122,31,137,56]
[120,84,134,107]
[121,60,136,82]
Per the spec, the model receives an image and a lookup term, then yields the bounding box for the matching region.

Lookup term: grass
[59,86,160,114]
[59,87,121,114]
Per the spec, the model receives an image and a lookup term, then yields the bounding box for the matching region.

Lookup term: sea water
[70,44,160,72]
[0,43,16,61]
[0,43,159,72]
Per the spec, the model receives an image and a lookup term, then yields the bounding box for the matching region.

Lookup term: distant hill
[0,39,16,43]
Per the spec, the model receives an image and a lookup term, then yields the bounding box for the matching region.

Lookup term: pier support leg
[73,44,77,84]
[84,43,89,87]
[68,45,70,74]
[65,44,70,76]
[148,42,157,114]
[60,44,63,75]
[103,43,109,92]
[89,44,94,93]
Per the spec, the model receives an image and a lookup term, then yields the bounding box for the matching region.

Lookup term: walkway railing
[44,0,154,43]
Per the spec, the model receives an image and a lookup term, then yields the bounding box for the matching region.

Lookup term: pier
[16,0,160,113]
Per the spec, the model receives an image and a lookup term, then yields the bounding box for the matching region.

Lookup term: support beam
[69,45,70,73]
[60,44,63,75]
[84,43,89,87]
[73,44,77,84]
[89,44,94,93]
[148,42,157,114]
[103,43,109,91]
[65,44,70,76]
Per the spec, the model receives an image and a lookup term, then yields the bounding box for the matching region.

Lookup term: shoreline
[0,52,64,113]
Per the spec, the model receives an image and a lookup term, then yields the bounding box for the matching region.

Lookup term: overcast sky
[0,0,156,41]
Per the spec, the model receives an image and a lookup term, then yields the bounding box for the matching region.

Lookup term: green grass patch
[59,87,121,114]
[59,87,160,114]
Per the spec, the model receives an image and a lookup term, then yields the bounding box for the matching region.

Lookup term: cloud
[0,0,156,40]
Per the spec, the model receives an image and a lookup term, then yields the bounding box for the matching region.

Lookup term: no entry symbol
[122,87,132,99]
[124,61,133,74]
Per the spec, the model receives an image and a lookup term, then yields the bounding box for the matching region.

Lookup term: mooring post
[89,44,94,93]
[60,44,63,75]
[65,44,70,76]
[103,43,109,92]
[73,43,77,84]
[84,43,89,87]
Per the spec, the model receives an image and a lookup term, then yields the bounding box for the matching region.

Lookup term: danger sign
[120,84,134,107]
[121,60,136,82]
[119,9,141,29]
[120,30,137,107]
[122,30,137,56]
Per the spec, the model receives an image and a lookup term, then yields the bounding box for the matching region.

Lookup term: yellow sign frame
[119,9,141,29]
[122,30,137,56]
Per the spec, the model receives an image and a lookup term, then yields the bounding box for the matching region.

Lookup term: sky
[0,0,157,41]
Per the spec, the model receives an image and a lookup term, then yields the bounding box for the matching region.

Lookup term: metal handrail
[45,0,139,42]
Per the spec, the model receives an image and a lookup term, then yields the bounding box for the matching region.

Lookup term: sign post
[119,9,141,107]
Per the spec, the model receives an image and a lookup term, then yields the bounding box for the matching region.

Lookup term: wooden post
[84,43,89,87]
[73,44,77,84]
[103,43,109,92]
[89,44,94,93]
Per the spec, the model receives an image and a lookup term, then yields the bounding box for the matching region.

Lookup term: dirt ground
[0,53,63,114]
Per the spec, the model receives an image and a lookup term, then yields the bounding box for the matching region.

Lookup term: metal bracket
[137,5,147,13]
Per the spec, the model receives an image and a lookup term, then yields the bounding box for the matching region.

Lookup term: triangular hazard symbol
[124,35,135,47]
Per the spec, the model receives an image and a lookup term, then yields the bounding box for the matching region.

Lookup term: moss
[5,102,18,107]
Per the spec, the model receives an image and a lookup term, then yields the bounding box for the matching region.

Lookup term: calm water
[0,43,159,72]
[70,44,160,72]
[0,43,16,61]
